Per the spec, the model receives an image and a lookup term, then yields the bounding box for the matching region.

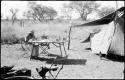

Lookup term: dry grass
[1,20,72,44]
[1,22,22,43]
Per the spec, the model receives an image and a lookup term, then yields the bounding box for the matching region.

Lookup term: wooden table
[28,40,67,59]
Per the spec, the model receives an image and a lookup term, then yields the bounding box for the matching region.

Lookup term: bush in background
[1,23,22,44]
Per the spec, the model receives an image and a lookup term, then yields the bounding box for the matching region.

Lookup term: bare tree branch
[68,1,100,21]
[10,8,19,25]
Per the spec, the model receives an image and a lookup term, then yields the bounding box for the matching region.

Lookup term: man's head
[30,30,35,34]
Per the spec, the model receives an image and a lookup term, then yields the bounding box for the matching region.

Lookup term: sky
[1,1,124,19]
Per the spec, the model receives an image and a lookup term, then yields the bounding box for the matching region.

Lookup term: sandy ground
[1,39,124,79]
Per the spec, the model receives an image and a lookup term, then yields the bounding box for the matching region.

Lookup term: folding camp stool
[39,43,50,55]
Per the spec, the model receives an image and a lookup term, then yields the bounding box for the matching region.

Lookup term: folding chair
[39,43,50,55]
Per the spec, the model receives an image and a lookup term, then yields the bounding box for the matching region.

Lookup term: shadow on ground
[84,47,124,62]
[33,53,87,65]
[96,53,125,62]
[106,53,125,62]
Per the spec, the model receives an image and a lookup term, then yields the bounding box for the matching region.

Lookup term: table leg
[59,43,62,57]
[62,43,67,57]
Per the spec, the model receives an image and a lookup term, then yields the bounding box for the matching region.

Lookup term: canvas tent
[73,7,124,56]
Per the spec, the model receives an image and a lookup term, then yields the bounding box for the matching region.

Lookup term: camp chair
[36,65,58,79]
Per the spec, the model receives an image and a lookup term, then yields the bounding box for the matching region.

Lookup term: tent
[73,7,124,56]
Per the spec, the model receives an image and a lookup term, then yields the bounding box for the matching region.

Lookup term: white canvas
[91,22,115,54]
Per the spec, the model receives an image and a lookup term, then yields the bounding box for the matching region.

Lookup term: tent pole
[68,26,72,50]
[114,0,118,59]
[106,0,118,59]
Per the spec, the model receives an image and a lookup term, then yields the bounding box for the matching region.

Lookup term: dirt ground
[1,39,124,79]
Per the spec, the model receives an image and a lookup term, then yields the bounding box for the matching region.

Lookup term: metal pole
[114,0,118,59]
[68,26,72,50]
[62,43,67,57]
[59,43,63,57]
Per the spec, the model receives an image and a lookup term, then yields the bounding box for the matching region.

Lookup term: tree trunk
[81,13,87,21]
[80,8,89,21]
[12,19,15,25]
[12,16,14,25]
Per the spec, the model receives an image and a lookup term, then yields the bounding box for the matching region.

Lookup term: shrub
[1,25,21,44]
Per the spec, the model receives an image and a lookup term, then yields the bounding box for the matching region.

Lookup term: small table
[28,40,67,59]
